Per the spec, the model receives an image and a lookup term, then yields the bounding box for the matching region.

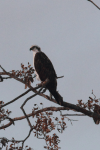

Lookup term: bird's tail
[93,118,100,124]
[50,90,63,105]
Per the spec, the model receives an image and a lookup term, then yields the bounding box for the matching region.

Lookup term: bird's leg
[36,79,49,93]
[36,81,47,93]
[36,79,49,87]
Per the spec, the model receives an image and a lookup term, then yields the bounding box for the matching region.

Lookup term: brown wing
[34,52,57,81]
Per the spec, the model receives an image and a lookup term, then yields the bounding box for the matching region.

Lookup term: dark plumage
[34,52,57,81]
[30,45,63,105]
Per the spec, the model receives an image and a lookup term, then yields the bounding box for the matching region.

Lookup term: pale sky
[0,1,100,150]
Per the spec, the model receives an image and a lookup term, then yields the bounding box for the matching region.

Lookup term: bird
[93,104,100,124]
[30,45,63,105]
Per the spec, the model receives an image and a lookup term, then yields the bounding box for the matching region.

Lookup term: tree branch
[1,65,100,125]
[62,114,86,116]
[0,104,99,130]
[1,89,31,108]
[22,128,33,148]
[63,101,100,120]
[88,0,100,10]
[0,107,69,129]
[20,87,43,128]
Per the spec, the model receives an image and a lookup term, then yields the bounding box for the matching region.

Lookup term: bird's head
[30,45,41,52]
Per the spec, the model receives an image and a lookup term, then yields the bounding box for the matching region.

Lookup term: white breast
[33,51,41,81]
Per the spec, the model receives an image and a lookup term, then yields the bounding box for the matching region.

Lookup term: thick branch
[63,101,100,120]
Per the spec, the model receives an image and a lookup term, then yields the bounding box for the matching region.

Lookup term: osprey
[30,45,63,105]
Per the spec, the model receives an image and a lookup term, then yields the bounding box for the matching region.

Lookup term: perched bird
[93,104,100,124]
[30,45,63,105]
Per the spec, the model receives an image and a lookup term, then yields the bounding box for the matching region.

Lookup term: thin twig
[57,76,64,79]
[21,88,43,108]
[62,114,86,116]
[22,128,33,148]
[1,89,31,108]
[88,0,100,10]
[20,87,43,128]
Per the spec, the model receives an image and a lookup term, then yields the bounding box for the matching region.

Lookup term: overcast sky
[0,0,100,150]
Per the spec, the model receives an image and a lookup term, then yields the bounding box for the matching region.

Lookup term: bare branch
[88,0,100,10]
[1,89,31,108]
[20,87,43,128]
[22,128,33,148]
[62,114,86,116]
